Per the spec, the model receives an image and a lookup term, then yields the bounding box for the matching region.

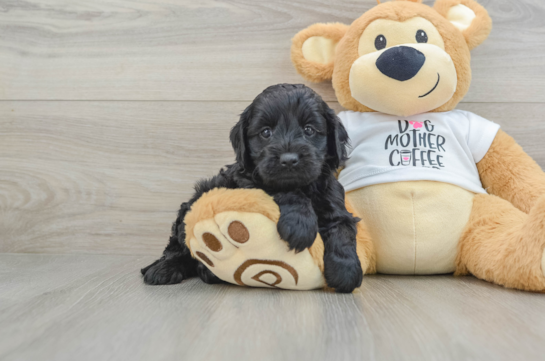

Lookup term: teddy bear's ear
[434,0,492,50]
[291,23,349,83]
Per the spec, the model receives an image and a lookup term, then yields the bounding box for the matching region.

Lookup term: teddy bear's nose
[376,46,426,81]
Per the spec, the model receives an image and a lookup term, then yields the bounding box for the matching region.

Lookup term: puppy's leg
[142,171,236,285]
[274,191,318,252]
[320,218,362,293]
[141,202,199,285]
[141,236,198,285]
[196,263,224,284]
[313,177,363,293]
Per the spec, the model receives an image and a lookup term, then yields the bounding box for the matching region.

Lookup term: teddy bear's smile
[419,73,441,98]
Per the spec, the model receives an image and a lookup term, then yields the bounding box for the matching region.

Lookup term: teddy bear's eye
[416,30,428,43]
[375,35,387,50]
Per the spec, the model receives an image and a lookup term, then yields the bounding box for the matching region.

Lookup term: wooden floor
[2,254,545,361]
[1,0,545,360]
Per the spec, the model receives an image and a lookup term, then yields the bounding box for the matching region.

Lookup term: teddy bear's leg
[455,193,545,291]
[345,198,377,275]
[184,188,328,290]
[183,188,375,290]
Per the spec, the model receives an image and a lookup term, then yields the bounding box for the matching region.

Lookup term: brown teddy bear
[185,0,545,292]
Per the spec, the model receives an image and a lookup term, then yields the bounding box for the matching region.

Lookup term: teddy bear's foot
[457,193,545,292]
[541,248,545,279]
[529,195,545,284]
[187,211,325,290]
[183,188,326,290]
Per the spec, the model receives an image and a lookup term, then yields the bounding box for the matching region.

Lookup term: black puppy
[141,84,363,293]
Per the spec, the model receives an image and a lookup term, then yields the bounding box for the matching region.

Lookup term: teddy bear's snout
[376,46,426,82]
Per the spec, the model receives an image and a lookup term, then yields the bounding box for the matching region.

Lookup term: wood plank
[0,0,543,102]
[1,254,545,361]
[0,253,137,310]
[1,101,545,255]
[0,101,241,255]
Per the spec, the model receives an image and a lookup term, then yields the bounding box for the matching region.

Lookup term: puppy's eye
[416,30,428,43]
[304,125,316,136]
[260,128,272,139]
[375,35,387,50]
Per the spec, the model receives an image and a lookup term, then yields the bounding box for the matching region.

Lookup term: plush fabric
[291,23,348,83]
[346,198,377,275]
[434,0,492,50]
[349,43,458,116]
[446,4,476,31]
[302,37,336,65]
[184,188,281,243]
[185,188,326,290]
[476,130,545,214]
[347,181,473,274]
[456,193,545,292]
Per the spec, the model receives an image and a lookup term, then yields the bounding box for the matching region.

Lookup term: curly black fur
[141,84,363,293]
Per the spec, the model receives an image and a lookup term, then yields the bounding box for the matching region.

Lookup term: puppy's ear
[230,105,253,170]
[323,105,349,170]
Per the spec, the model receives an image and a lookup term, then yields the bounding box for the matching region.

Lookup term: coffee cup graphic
[400,150,411,166]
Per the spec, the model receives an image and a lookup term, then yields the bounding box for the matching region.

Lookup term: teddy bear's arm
[477,129,545,213]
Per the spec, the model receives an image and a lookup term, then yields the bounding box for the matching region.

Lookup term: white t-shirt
[337,110,500,194]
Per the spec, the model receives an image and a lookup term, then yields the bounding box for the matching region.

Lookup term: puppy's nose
[280,153,299,168]
[376,46,425,81]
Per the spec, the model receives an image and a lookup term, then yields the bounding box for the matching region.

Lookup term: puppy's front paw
[323,252,363,293]
[277,213,318,253]
[141,258,192,285]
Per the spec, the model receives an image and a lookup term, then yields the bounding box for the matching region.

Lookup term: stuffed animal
[186,0,545,292]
